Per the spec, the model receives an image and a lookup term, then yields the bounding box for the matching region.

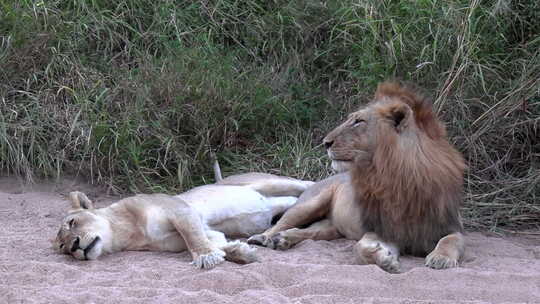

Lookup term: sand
[1,177,539,304]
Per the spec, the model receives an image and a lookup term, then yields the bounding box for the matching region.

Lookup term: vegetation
[1,0,538,230]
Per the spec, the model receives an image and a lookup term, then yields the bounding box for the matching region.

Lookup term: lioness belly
[209,196,297,237]
[178,185,297,237]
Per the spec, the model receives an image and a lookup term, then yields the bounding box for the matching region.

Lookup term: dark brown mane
[352,82,466,256]
[375,82,447,140]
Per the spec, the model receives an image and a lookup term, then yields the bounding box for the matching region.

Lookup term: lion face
[323,94,416,173]
[53,192,111,260]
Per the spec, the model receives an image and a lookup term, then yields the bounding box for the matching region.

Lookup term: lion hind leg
[266,196,298,217]
[355,232,401,273]
[249,179,315,197]
[425,232,465,269]
[221,241,259,264]
[205,230,259,265]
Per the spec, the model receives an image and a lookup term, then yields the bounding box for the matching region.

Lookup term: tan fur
[248,174,364,249]
[351,82,465,253]
[54,172,313,269]
[249,82,466,272]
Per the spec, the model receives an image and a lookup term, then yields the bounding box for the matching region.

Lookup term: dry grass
[0,0,538,230]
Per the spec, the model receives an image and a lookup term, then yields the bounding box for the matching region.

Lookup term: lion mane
[352,82,466,256]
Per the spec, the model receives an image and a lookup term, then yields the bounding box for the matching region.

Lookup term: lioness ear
[69,191,94,210]
[383,103,412,133]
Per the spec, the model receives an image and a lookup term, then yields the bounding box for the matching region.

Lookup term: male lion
[249,82,466,272]
[54,169,314,269]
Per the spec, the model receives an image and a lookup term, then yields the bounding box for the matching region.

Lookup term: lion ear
[383,103,412,133]
[69,191,94,210]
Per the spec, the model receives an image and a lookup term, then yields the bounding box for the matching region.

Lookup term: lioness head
[53,192,111,260]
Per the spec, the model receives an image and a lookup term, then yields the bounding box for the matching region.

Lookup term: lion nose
[324,140,334,149]
[70,237,81,252]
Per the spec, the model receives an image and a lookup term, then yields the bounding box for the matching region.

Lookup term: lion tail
[211,153,223,182]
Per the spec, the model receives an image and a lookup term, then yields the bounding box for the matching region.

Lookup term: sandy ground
[1,177,539,304]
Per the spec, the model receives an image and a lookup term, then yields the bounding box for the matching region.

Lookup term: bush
[1,0,538,230]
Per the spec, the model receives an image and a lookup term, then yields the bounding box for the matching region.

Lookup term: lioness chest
[125,205,187,252]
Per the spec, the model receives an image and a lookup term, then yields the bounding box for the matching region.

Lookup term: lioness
[249,82,466,273]
[54,170,314,269]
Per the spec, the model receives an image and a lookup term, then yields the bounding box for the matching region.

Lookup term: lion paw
[378,253,401,274]
[222,241,259,264]
[247,234,275,249]
[358,241,401,273]
[425,251,458,269]
[191,249,226,269]
[372,245,400,273]
[271,232,295,251]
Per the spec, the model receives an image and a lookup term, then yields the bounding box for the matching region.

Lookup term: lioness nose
[324,140,334,149]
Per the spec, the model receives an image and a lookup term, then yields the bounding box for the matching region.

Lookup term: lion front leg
[354,232,401,273]
[425,232,465,269]
[271,219,342,250]
[205,230,259,265]
[170,207,225,269]
[246,220,295,249]
[248,190,334,249]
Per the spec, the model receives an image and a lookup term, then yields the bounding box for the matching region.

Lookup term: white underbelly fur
[176,185,297,237]
[139,206,186,251]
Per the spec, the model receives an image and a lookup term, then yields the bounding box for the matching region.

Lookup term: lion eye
[353,119,365,127]
[59,243,64,249]
[68,219,76,228]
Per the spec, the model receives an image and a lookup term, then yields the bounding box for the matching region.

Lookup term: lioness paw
[191,249,226,269]
[425,251,458,269]
[222,241,259,264]
[247,234,275,249]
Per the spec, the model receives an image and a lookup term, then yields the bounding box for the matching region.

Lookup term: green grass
[0,0,538,230]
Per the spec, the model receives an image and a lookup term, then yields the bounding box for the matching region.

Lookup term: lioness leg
[271,219,342,250]
[354,232,400,273]
[169,208,225,269]
[205,230,258,265]
[248,190,333,248]
[248,179,315,197]
[425,232,465,269]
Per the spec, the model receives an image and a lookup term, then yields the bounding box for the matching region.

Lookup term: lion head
[53,192,111,260]
[323,82,466,255]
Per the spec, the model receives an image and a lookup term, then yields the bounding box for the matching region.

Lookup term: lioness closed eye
[54,170,314,269]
